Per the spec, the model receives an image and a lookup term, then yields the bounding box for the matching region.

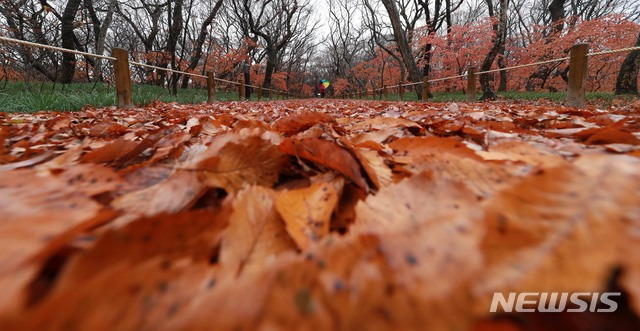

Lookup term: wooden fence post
[238,78,245,100]
[112,48,133,108]
[206,72,216,103]
[398,83,404,101]
[566,43,589,108]
[466,67,477,102]
[422,77,429,101]
[383,85,388,100]
[269,89,273,100]
[257,86,263,101]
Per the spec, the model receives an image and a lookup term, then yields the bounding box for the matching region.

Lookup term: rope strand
[0,36,117,61]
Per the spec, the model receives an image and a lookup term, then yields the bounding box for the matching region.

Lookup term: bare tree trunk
[181,0,224,88]
[615,31,640,95]
[244,62,251,99]
[167,0,184,95]
[60,0,82,83]
[380,0,422,99]
[263,51,277,89]
[528,0,566,90]
[497,36,507,92]
[87,0,117,80]
[479,0,509,100]
[548,0,566,34]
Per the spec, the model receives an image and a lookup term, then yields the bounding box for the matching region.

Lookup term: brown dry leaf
[331,184,367,233]
[89,121,128,138]
[476,140,567,168]
[110,170,206,226]
[160,254,300,331]
[279,137,368,190]
[191,134,285,192]
[275,178,343,250]
[56,209,229,287]
[0,169,114,313]
[389,136,482,164]
[474,155,640,311]
[354,172,483,305]
[5,258,216,331]
[81,126,180,167]
[35,144,84,170]
[80,137,140,164]
[0,169,111,271]
[573,127,640,145]
[148,131,192,163]
[219,186,296,278]
[400,151,527,199]
[0,151,53,171]
[57,163,125,196]
[166,234,475,331]
[352,148,393,189]
[350,117,422,132]
[271,111,335,135]
[349,127,409,145]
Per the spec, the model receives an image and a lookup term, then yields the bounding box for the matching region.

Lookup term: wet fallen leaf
[220,186,296,278]
[275,178,343,250]
[279,137,368,190]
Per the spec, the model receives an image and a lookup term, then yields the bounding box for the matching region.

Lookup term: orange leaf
[219,186,296,278]
[279,137,368,190]
[275,178,343,250]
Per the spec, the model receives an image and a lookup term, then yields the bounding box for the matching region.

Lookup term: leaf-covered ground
[1,99,640,330]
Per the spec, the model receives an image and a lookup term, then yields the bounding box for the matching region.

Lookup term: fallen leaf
[220,186,296,278]
[189,133,285,192]
[275,178,343,250]
[272,111,335,135]
[279,137,368,190]
[475,155,640,312]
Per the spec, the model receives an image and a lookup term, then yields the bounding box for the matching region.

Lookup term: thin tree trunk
[479,0,509,100]
[181,0,224,88]
[263,50,277,89]
[167,0,184,95]
[95,0,117,80]
[497,35,507,92]
[60,0,82,83]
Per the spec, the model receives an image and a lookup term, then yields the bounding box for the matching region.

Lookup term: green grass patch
[0,81,262,113]
[358,90,635,104]
[1,81,636,113]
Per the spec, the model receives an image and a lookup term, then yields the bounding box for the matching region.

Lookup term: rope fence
[128,61,207,79]
[0,36,117,61]
[340,43,640,107]
[0,35,297,107]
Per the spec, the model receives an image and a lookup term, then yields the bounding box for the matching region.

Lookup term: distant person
[319,83,325,98]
